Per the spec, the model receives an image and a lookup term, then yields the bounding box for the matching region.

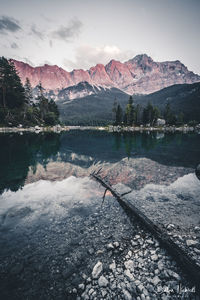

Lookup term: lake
[0,130,200,299]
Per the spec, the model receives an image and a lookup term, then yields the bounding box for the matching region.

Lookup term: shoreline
[0,124,200,133]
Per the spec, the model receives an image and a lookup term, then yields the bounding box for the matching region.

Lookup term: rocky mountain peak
[12,55,200,97]
[128,54,154,65]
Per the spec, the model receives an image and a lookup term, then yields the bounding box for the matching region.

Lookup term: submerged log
[91,172,200,291]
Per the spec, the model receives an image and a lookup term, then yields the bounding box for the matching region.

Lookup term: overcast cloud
[30,24,44,40]
[0,16,21,34]
[63,45,135,70]
[10,42,19,49]
[51,18,82,42]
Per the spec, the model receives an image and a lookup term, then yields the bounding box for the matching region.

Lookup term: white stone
[107,243,114,250]
[124,260,134,270]
[186,240,198,247]
[146,239,154,245]
[78,283,85,290]
[122,289,132,300]
[168,270,181,281]
[151,254,158,261]
[124,269,134,281]
[109,261,116,271]
[92,261,103,279]
[194,226,200,232]
[127,250,132,257]
[151,276,161,285]
[167,224,175,230]
[113,241,120,248]
[98,275,109,287]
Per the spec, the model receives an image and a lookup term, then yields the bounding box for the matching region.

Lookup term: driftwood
[91,171,200,291]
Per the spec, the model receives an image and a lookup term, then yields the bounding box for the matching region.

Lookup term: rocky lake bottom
[0,131,200,299]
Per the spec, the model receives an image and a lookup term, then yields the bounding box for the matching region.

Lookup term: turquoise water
[0,130,199,194]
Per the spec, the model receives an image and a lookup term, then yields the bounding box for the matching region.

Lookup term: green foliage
[115,104,123,125]
[177,112,184,126]
[142,102,160,126]
[125,96,135,126]
[112,97,162,127]
[44,112,58,125]
[0,57,60,127]
[24,77,33,104]
[164,103,177,125]
[188,120,198,126]
[112,97,118,117]
[0,57,25,109]
[135,104,142,125]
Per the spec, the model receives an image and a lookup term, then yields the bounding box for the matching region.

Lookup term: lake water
[0,130,200,299]
[0,130,199,194]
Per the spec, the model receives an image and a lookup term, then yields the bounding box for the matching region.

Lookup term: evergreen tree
[164,103,176,125]
[112,97,118,119]
[115,104,123,125]
[24,77,33,105]
[0,58,60,126]
[0,57,25,109]
[37,81,44,97]
[177,112,184,125]
[125,96,135,126]
[152,106,160,125]
[142,102,160,126]
[135,104,142,125]
[49,99,59,119]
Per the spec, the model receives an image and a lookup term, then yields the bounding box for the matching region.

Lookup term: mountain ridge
[12,54,200,96]
[57,82,200,125]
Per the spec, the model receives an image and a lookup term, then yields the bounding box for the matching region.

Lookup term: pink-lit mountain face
[13,54,200,95]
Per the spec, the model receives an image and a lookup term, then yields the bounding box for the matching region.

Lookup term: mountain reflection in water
[0,130,199,194]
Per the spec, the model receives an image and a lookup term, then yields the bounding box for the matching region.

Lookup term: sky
[0,0,200,73]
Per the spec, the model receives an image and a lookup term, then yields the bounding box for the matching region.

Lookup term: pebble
[131,240,138,247]
[168,270,181,281]
[107,243,114,250]
[167,224,175,230]
[124,259,134,270]
[88,248,94,255]
[194,226,200,232]
[186,240,199,247]
[109,260,116,271]
[151,254,158,261]
[101,289,107,297]
[78,283,85,290]
[73,227,193,300]
[146,239,154,245]
[124,269,134,281]
[122,289,132,300]
[98,275,109,287]
[113,241,120,248]
[151,275,161,285]
[92,261,103,279]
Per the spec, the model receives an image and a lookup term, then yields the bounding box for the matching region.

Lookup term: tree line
[0,57,59,127]
[113,96,185,126]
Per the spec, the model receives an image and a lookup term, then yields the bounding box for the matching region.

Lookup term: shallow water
[0,130,200,299]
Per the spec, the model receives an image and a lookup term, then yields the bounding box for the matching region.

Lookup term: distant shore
[0,124,200,133]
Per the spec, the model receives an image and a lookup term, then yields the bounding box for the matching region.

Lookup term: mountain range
[12,54,200,125]
[57,82,200,125]
[13,54,200,97]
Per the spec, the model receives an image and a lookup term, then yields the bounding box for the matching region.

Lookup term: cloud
[11,42,18,49]
[51,18,82,42]
[22,57,35,66]
[0,16,21,34]
[49,40,53,48]
[30,24,44,40]
[63,45,135,70]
